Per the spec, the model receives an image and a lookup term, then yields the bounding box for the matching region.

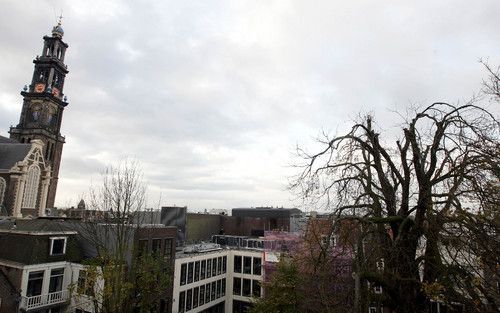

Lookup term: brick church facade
[0,20,69,217]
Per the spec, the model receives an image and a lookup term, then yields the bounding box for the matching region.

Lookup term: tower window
[22,164,41,209]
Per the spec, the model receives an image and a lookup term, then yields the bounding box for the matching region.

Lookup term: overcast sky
[0,0,499,211]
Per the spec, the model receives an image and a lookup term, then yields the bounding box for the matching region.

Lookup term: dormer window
[50,237,67,255]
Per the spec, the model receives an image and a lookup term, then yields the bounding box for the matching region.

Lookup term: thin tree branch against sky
[0,0,499,210]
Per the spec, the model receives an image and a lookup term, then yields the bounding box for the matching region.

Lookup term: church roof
[0,135,17,143]
[0,143,31,170]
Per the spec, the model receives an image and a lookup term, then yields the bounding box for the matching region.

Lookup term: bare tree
[292,78,500,312]
[73,159,171,313]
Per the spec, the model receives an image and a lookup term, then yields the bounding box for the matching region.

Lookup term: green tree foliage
[250,259,304,313]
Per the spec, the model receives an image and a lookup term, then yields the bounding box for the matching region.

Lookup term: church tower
[9,20,69,209]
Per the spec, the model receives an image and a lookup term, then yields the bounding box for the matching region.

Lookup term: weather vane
[57,12,64,25]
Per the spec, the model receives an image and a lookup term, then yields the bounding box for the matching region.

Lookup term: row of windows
[180,256,227,286]
[233,256,261,276]
[179,278,226,313]
[138,238,173,259]
[27,268,64,297]
[233,278,260,298]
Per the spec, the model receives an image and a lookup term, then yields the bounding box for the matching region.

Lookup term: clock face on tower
[35,83,45,93]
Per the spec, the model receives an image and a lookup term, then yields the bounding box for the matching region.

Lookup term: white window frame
[49,237,67,256]
[368,307,377,313]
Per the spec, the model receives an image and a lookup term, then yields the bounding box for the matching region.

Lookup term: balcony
[21,290,70,311]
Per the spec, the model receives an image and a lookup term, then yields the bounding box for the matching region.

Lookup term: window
[194,261,200,282]
[200,260,206,279]
[221,278,226,296]
[27,271,44,297]
[152,239,162,255]
[243,257,252,274]
[205,283,210,303]
[187,262,194,284]
[186,289,192,311]
[199,285,205,305]
[216,279,221,298]
[163,238,173,259]
[178,291,185,313]
[138,239,148,255]
[234,256,242,273]
[217,257,222,275]
[49,268,64,293]
[253,257,262,275]
[0,177,6,206]
[22,165,40,209]
[212,258,217,276]
[368,307,377,313]
[222,256,227,273]
[233,277,241,295]
[242,279,251,297]
[77,270,93,296]
[252,280,261,297]
[211,281,216,301]
[180,264,187,286]
[50,237,67,255]
[193,287,199,308]
[207,259,212,278]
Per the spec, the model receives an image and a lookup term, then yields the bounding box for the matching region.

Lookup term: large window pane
[222,256,227,273]
[222,278,226,296]
[243,257,252,274]
[186,289,192,311]
[163,238,173,259]
[253,257,262,276]
[179,291,185,313]
[212,258,217,277]
[205,283,211,303]
[152,239,162,255]
[207,259,212,278]
[49,268,64,293]
[217,257,222,275]
[201,260,206,280]
[216,280,221,298]
[194,261,200,282]
[200,285,205,305]
[27,271,44,297]
[193,287,199,308]
[187,262,194,284]
[180,264,187,285]
[211,281,216,301]
[252,280,261,297]
[242,279,251,297]
[233,277,241,295]
[234,256,242,273]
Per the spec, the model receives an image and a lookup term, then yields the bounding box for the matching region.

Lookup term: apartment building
[0,228,85,313]
[172,242,264,313]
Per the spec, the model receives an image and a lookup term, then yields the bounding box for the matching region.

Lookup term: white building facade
[172,244,264,313]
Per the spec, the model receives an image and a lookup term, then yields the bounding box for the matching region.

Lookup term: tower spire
[9,23,70,208]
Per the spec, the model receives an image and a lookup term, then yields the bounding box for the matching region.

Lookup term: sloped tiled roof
[0,135,17,143]
[0,143,31,170]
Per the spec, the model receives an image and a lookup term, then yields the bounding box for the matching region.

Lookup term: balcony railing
[21,290,70,310]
